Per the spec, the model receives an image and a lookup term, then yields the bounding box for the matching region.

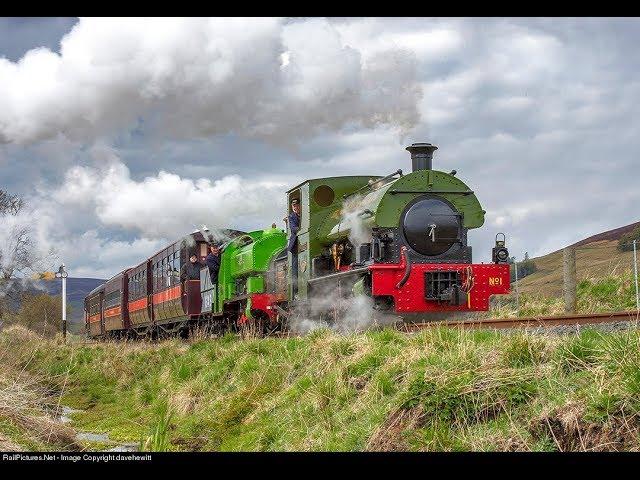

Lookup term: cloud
[54,231,165,279]
[52,148,288,239]
[0,17,421,145]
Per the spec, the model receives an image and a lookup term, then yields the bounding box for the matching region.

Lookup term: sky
[0,17,638,279]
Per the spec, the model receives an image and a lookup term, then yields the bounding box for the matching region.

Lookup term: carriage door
[146,260,154,326]
[99,290,105,336]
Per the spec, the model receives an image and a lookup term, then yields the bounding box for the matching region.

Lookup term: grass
[486,271,638,318]
[2,322,640,451]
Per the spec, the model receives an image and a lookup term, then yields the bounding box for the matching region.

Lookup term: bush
[618,226,640,252]
[14,293,69,338]
[510,252,538,280]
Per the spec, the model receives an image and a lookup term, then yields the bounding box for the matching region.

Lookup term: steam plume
[0,17,422,145]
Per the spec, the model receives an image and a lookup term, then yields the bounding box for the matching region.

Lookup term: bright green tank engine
[200,226,287,327]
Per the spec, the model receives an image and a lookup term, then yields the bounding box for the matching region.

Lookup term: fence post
[563,247,577,313]
[633,239,639,312]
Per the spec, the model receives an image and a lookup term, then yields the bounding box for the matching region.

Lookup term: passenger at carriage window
[205,244,221,283]
[165,266,172,288]
[180,254,203,282]
[171,266,180,285]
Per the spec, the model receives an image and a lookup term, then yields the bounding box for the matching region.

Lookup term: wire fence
[506,238,639,317]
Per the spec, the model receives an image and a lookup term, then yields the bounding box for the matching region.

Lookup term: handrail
[343,169,403,200]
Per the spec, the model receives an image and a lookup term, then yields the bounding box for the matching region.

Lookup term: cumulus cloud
[50,147,286,239]
[0,17,421,145]
[16,143,291,278]
[52,151,287,239]
[54,231,165,278]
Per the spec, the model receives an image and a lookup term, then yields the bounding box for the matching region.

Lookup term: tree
[0,190,32,281]
[13,293,69,338]
[0,190,56,323]
[509,252,537,280]
[618,226,640,252]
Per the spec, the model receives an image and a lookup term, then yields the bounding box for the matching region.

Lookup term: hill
[517,221,639,297]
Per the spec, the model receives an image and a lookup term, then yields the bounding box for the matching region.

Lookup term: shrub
[15,293,69,338]
[618,226,640,252]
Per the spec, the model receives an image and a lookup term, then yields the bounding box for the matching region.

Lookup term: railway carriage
[85,142,511,338]
[85,284,105,337]
[103,271,129,334]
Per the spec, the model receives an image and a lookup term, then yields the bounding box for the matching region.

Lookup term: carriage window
[168,254,177,286]
[105,289,120,309]
[163,258,170,288]
[131,272,138,298]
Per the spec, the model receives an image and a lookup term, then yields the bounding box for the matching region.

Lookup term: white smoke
[0,17,422,145]
[288,280,398,334]
[339,194,373,252]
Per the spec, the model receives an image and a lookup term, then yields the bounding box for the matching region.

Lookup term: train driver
[285,198,301,295]
[205,244,221,284]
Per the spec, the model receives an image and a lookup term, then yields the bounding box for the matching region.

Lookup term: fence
[502,239,639,317]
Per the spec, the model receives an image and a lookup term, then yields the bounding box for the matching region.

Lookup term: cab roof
[286,175,382,194]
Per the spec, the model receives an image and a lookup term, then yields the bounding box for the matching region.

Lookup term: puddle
[58,405,139,452]
[76,431,111,442]
[60,406,82,424]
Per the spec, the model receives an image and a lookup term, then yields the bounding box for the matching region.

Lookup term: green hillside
[515,221,639,298]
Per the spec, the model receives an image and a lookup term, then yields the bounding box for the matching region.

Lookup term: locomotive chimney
[406,142,438,172]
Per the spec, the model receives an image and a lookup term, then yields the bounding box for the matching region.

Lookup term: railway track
[401,310,640,332]
[80,310,640,342]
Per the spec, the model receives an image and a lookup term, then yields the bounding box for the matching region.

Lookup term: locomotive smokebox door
[402,196,462,256]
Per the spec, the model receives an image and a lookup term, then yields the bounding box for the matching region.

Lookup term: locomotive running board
[307,266,370,284]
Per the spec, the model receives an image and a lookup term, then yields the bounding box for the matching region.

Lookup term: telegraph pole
[55,264,68,341]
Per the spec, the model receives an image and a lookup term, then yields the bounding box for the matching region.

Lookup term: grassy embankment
[2,317,640,452]
[490,238,639,319]
[0,349,80,451]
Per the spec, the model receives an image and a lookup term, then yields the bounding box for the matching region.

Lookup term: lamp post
[55,264,68,341]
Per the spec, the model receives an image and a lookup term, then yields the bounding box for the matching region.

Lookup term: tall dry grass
[0,327,81,450]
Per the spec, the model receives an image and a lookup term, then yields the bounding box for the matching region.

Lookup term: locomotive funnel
[406,142,438,171]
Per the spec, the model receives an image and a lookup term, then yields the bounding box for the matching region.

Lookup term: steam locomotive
[85,142,510,338]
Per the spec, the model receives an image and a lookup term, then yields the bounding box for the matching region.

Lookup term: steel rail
[401,310,640,331]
